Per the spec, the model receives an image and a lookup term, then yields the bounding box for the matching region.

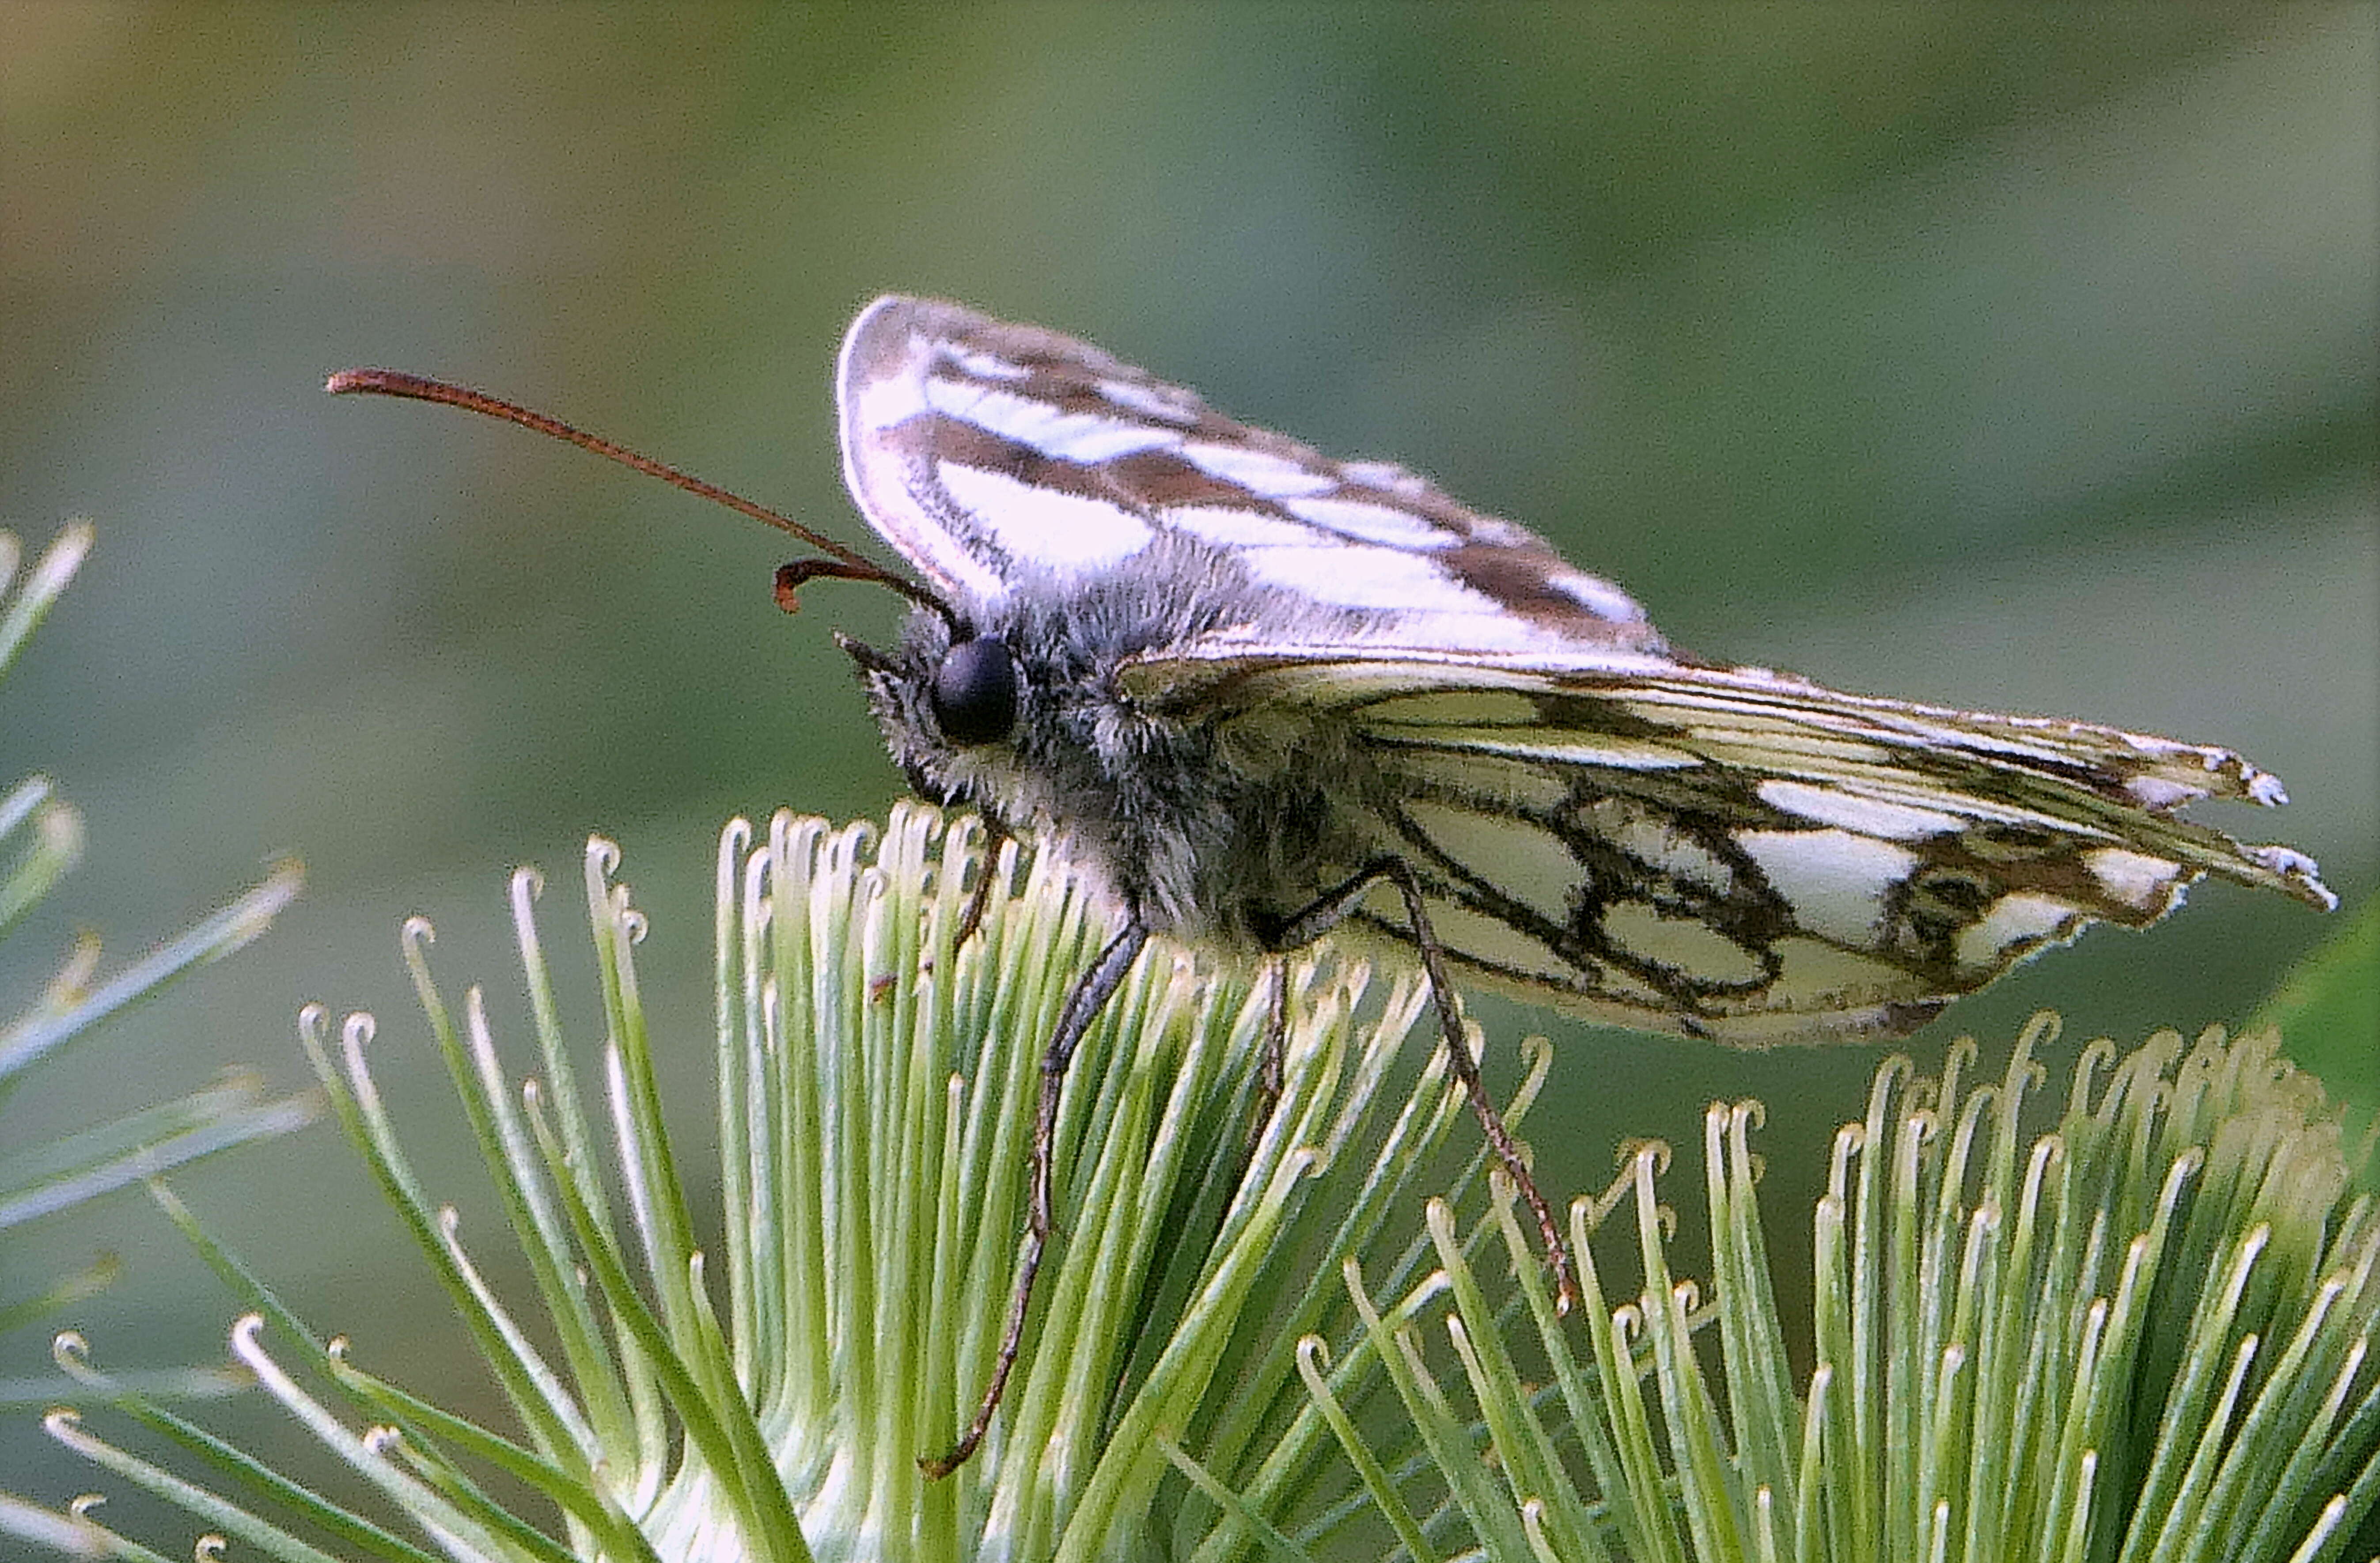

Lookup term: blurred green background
[4,4,2373,1519]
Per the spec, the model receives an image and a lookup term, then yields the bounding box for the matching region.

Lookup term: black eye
[930,637,1019,746]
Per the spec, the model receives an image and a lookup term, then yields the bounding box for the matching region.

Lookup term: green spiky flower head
[36,804,2380,1563]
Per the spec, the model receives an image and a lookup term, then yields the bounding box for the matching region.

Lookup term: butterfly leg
[1259,858,1579,1313]
[1241,956,1292,1160]
[952,812,1010,948]
[1258,957,1290,1120]
[921,915,1151,1479]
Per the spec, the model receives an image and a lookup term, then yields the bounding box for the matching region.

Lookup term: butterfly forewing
[839,295,1665,657]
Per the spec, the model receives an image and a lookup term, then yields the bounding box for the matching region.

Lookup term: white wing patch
[847,360,930,436]
[1956,893,2083,969]
[1757,779,1965,839]
[934,463,1154,572]
[1165,505,1320,550]
[1096,376,1201,425]
[926,377,1182,463]
[1178,440,1338,497]
[1237,542,1489,611]
[1281,494,1461,549]
[1547,570,1650,622]
[1736,829,1912,947]
[951,347,1031,382]
[2084,846,2186,911]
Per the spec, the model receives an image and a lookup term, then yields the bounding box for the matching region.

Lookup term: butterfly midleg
[1237,956,1292,1163]
[1259,857,1580,1313]
[1258,958,1290,1119]
[922,915,1151,1479]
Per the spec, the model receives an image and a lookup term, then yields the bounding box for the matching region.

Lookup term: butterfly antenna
[324,368,955,624]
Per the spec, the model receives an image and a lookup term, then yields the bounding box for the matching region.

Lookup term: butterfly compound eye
[930,637,1019,746]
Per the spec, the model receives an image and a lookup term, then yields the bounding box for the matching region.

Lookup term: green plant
[34,798,2380,1560]
[1,524,307,1547]
[1313,1010,2380,1561]
[45,806,1486,1559]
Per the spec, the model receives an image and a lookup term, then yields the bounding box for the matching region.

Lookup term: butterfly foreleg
[1257,857,1580,1314]
[951,812,1010,949]
[921,914,1152,1479]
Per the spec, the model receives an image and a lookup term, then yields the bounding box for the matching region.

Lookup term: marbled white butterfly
[331,295,2333,1474]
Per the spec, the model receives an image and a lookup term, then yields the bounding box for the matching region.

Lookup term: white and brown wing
[838,294,1664,657]
[1124,650,2333,1043]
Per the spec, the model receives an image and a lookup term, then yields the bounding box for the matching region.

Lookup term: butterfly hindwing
[1120,649,2330,1041]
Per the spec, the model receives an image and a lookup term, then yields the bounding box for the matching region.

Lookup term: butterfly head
[837,604,1034,814]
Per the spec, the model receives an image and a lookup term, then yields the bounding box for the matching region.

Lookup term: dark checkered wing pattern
[1126,651,2333,1042]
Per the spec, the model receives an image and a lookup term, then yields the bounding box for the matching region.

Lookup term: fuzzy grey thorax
[847,562,1384,948]
[847,592,1224,937]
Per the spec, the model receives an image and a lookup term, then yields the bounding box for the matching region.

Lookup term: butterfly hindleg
[1258,858,1580,1313]
[921,915,1152,1478]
